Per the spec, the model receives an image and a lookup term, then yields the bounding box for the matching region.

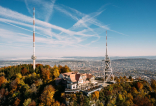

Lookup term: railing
[82,85,103,96]
[65,88,80,93]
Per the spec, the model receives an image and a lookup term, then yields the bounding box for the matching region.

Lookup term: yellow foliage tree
[131,87,138,95]
[16,73,22,79]
[117,78,120,83]
[53,68,60,79]
[127,93,133,100]
[23,98,31,106]
[118,94,123,101]
[92,91,99,100]
[61,65,71,73]
[40,85,55,106]
[53,101,60,106]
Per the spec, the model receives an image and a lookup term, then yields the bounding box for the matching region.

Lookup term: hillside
[0,64,156,106]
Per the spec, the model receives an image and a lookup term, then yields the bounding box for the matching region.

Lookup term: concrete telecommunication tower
[103,31,114,82]
[31,8,37,70]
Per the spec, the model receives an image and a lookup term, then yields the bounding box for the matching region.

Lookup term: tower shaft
[106,30,107,56]
[31,7,36,70]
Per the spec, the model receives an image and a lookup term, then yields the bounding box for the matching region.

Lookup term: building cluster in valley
[1,59,156,82]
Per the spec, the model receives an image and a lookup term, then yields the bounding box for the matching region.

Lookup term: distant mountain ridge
[0,56,156,61]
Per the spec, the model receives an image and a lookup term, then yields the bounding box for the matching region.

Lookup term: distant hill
[0,56,156,61]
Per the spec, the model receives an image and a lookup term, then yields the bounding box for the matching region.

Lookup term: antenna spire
[103,30,114,83]
[106,30,107,56]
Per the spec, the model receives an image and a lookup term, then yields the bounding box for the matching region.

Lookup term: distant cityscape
[0,57,156,82]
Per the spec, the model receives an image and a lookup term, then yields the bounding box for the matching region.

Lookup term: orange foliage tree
[92,91,99,100]
[133,96,152,106]
[151,79,156,90]
[53,101,60,106]
[21,67,28,75]
[28,100,36,106]
[13,98,20,106]
[131,87,138,95]
[0,76,7,87]
[41,68,51,81]
[0,88,5,98]
[136,82,143,91]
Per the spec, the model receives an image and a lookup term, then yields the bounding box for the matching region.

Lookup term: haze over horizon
[0,0,156,59]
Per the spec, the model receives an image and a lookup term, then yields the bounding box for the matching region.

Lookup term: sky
[0,0,156,59]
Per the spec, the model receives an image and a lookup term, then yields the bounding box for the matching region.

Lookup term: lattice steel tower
[31,7,37,70]
[103,31,114,82]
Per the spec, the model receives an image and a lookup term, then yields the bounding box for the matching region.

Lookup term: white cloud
[0,1,129,57]
[25,0,56,22]
[0,5,100,50]
[55,5,127,37]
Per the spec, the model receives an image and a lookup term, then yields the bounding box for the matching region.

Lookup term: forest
[0,64,156,106]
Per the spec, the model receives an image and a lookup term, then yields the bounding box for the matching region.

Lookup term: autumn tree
[114,76,118,81]
[83,96,90,106]
[58,65,62,73]
[151,79,156,90]
[123,76,126,79]
[23,98,31,106]
[60,65,71,73]
[92,91,99,100]
[53,101,60,106]
[13,98,20,106]
[28,100,36,106]
[136,82,143,91]
[133,96,152,106]
[131,87,138,96]
[0,88,5,98]
[117,78,120,83]
[0,76,7,87]
[127,93,133,100]
[35,79,43,87]
[40,85,55,106]
[21,67,28,76]
[41,68,51,81]
[118,94,123,101]
[11,78,20,90]
[70,94,77,101]
[44,65,51,69]
[53,68,60,79]
[16,73,22,79]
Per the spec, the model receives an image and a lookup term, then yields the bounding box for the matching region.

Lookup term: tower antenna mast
[31,7,37,70]
[103,30,114,83]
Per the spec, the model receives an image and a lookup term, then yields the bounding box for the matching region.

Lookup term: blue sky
[0,0,156,59]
